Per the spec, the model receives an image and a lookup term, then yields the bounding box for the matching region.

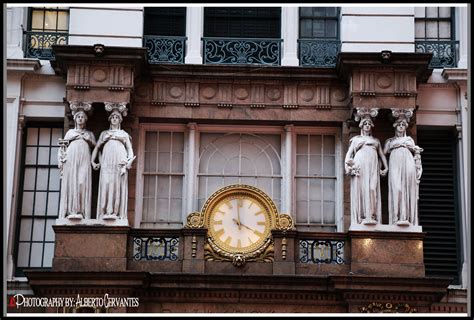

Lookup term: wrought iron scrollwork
[133,237,179,261]
[24,31,68,59]
[144,35,187,64]
[203,37,282,66]
[299,239,345,264]
[298,39,341,67]
[415,41,459,68]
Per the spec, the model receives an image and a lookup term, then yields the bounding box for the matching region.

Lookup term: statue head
[393,118,408,136]
[359,117,374,130]
[108,109,123,128]
[73,109,88,128]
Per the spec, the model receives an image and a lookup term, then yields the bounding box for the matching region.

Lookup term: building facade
[5,4,470,314]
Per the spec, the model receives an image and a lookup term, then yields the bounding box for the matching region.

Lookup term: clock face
[208,193,271,254]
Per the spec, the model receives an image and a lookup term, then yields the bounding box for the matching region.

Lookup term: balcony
[415,40,459,68]
[144,35,187,64]
[298,39,341,67]
[202,37,283,66]
[24,31,68,60]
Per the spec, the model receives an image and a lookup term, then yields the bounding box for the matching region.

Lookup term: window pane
[34,192,47,215]
[300,7,313,17]
[50,147,59,165]
[415,21,426,39]
[296,201,308,224]
[51,128,62,144]
[309,155,322,175]
[169,199,182,222]
[300,19,312,38]
[38,147,50,165]
[30,243,44,267]
[439,7,451,18]
[171,152,184,173]
[158,132,171,152]
[323,155,335,176]
[157,176,170,197]
[426,21,439,39]
[45,219,56,241]
[171,176,183,196]
[296,178,308,201]
[23,168,36,190]
[426,7,439,18]
[325,7,337,17]
[32,219,46,241]
[309,200,322,223]
[323,179,335,201]
[25,147,37,165]
[310,135,322,154]
[43,243,55,267]
[27,128,39,145]
[156,199,169,221]
[323,201,335,224]
[36,168,49,190]
[19,218,32,241]
[142,198,156,221]
[146,132,158,152]
[44,10,57,31]
[312,20,325,38]
[22,192,34,215]
[323,135,335,154]
[158,152,170,172]
[312,7,325,17]
[49,168,60,191]
[309,179,322,200]
[57,11,68,31]
[297,135,308,153]
[439,21,451,39]
[31,10,45,31]
[46,192,60,216]
[145,152,157,172]
[143,175,156,198]
[17,243,31,267]
[39,128,51,145]
[325,20,337,38]
[414,7,426,18]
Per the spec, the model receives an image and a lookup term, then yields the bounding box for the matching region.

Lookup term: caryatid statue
[345,107,389,226]
[383,109,423,226]
[58,101,96,220]
[91,102,135,222]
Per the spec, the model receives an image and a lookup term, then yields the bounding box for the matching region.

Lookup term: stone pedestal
[182,228,207,273]
[52,225,130,272]
[349,230,425,277]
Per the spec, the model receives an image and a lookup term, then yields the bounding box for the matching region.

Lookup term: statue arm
[344,141,356,174]
[124,134,135,169]
[378,142,389,176]
[91,132,104,170]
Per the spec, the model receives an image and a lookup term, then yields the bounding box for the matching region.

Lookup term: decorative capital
[391,108,414,125]
[104,102,128,117]
[354,107,379,123]
[69,101,92,116]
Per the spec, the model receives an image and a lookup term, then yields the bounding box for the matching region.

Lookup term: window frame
[143,7,187,37]
[14,122,63,276]
[415,7,455,41]
[28,7,70,33]
[298,7,340,40]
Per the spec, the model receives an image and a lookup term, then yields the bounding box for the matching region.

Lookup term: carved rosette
[275,213,295,231]
[184,211,205,229]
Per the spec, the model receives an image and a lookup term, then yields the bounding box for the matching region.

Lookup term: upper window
[143,7,186,36]
[415,7,454,41]
[15,124,63,276]
[299,7,340,39]
[204,7,281,38]
[29,7,69,33]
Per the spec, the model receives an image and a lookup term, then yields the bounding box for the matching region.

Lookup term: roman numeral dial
[209,195,271,253]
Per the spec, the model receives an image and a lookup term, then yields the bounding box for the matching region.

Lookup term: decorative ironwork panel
[24,31,68,60]
[203,37,282,66]
[144,35,187,64]
[415,41,459,68]
[299,239,345,264]
[298,39,341,67]
[133,237,179,261]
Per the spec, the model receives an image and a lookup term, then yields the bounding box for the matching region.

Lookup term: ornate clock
[185,184,294,267]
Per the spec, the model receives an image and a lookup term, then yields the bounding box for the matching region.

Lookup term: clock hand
[232,218,242,229]
[239,222,258,233]
[236,200,242,230]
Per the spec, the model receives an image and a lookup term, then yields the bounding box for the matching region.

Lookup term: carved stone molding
[359,302,417,313]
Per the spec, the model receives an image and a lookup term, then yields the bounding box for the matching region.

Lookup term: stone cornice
[6,59,41,74]
[441,68,468,83]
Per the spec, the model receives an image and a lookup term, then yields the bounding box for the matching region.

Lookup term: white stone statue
[345,114,388,225]
[384,111,423,226]
[91,104,135,221]
[58,103,96,220]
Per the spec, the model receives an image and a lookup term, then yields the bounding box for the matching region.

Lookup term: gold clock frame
[185,184,295,267]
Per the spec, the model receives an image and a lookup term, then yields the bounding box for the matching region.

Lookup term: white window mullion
[186,123,197,218]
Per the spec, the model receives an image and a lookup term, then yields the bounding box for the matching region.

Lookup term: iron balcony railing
[298,39,341,67]
[133,236,180,261]
[298,239,345,264]
[144,35,187,64]
[415,40,459,68]
[24,31,68,60]
[202,37,283,66]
